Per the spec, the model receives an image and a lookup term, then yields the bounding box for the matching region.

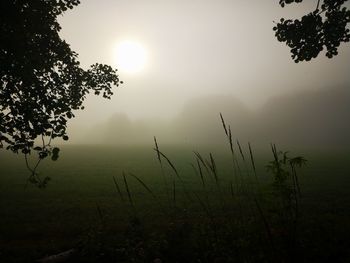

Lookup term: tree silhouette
[0,1,121,160]
[274,0,350,62]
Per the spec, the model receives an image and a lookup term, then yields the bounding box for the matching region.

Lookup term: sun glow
[113,40,147,73]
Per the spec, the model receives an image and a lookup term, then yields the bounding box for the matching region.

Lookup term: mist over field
[67,84,350,150]
[2,1,350,262]
[58,0,350,150]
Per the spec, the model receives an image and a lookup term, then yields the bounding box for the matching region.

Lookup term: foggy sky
[58,1,350,148]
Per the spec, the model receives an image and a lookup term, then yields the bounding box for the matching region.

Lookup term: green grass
[1,145,350,262]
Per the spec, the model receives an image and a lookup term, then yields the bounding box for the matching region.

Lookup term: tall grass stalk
[113,175,125,203]
[207,153,226,210]
[197,159,205,188]
[194,151,212,189]
[123,172,134,210]
[154,148,177,207]
[221,114,254,223]
[220,113,241,195]
[96,202,104,222]
[248,142,260,189]
[190,159,205,189]
[191,158,212,215]
[229,180,235,199]
[128,172,167,215]
[128,172,157,200]
[236,139,263,227]
[172,179,176,207]
[194,151,216,204]
[237,139,254,194]
[155,147,194,207]
[154,136,171,206]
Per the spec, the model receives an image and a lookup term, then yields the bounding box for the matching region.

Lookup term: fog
[66,85,349,150]
[57,0,350,149]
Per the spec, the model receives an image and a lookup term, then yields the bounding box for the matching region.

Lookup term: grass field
[1,144,350,262]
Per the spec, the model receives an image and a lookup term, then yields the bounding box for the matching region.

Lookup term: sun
[113,40,147,73]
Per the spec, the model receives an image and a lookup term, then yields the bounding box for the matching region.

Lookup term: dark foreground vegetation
[1,130,350,262]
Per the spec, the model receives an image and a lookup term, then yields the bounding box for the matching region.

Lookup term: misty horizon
[64,84,350,150]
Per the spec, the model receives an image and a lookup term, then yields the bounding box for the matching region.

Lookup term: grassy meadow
[1,143,350,262]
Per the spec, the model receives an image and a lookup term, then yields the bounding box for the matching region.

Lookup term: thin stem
[33,158,42,172]
[41,134,45,147]
[316,0,321,10]
[47,131,53,146]
[24,154,33,174]
[24,154,35,189]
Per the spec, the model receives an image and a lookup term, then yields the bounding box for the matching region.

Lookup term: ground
[0,145,350,262]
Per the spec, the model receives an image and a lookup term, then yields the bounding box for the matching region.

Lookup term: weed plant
[76,114,310,263]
